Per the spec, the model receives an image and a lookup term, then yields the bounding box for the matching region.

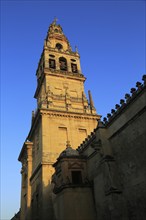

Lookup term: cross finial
[66,140,71,148]
[53,17,58,25]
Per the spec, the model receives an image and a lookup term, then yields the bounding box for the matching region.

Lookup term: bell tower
[18,19,100,220]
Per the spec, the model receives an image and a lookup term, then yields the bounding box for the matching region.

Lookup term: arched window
[71,63,78,73]
[54,28,59,33]
[59,57,67,71]
[56,43,63,50]
[49,59,56,69]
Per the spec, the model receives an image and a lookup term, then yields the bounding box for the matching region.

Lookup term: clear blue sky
[1,0,145,219]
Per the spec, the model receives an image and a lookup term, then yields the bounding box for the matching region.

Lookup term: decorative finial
[115,104,120,110]
[136,82,142,89]
[88,90,94,109]
[75,45,78,53]
[125,93,130,99]
[130,88,136,94]
[107,113,111,119]
[52,17,58,25]
[66,140,71,148]
[111,109,116,114]
[120,99,125,105]
[103,117,107,123]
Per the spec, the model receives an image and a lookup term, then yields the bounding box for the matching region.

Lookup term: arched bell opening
[59,57,67,71]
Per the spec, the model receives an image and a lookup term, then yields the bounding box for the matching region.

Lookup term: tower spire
[88,90,96,113]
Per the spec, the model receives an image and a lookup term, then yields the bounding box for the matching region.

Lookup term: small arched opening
[71,63,78,73]
[59,57,67,71]
[56,43,63,50]
[49,59,56,69]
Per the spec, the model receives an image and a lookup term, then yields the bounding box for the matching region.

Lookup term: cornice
[39,108,100,120]
[26,108,100,141]
[44,68,85,81]
[18,141,33,162]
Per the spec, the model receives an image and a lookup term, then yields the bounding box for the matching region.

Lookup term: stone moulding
[40,109,100,120]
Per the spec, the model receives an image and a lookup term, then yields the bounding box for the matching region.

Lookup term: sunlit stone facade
[16,19,146,220]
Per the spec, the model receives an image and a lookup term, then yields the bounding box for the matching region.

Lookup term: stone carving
[101,155,122,195]
[68,162,84,169]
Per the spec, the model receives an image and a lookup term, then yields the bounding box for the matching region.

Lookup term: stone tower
[18,19,100,220]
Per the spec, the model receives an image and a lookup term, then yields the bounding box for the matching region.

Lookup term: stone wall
[77,75,146,220]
